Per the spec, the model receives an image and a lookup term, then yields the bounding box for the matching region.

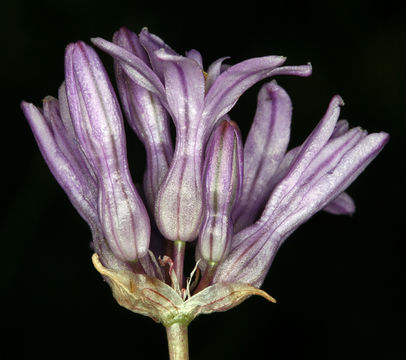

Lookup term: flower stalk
[166,322,189,360]
[173,240,186,288]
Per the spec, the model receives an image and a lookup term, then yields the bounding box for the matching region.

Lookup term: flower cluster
[22,27,388,325]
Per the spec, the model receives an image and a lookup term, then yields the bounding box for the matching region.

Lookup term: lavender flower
[22,27,388,359]
[198,120,243,264]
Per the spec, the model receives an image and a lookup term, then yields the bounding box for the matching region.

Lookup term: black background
[2,0,405,359]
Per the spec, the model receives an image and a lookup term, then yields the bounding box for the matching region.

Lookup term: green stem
[166,322,189,360]
[173,240,186,288]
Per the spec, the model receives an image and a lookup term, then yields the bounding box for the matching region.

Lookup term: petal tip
[90,37,102,46]
[42,95,54,103]
[375,131,390,146]
[332,94,345,107]
[304,62,313,76]
[20,100,30,109]
[118,26,131,33]
[276,56,287,65]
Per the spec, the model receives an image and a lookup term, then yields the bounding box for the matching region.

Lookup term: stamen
[159,255,181,296]
[184,259,201,300]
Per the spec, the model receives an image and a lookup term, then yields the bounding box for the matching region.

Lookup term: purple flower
[92,29,311,243]
[22,27,388,328]
[198,119,243,265]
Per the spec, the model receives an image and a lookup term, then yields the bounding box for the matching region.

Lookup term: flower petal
[266,127,367,232]
[203,59,311,136]
[65,41,150,262]
[115,27,150,63]
[186,49,203,68]
[155,49,205,131]
[113,28,174,210]
[233,81,292,232]
[332,119,349,138]
[21,100,98,228]
[91,37,167,102]
[202,56,287,132]
[270,132,389,239]
[257,95,344,226]
[215,131,388,287]
[265,63,313,77]
[198,120,243,263]
[323,192,355,215]
[213,224,280,287]
[154,50,206,242]
[58,82,78,140]
[205,57,230,90]
[56,84,98,182]
[138,27,178,81]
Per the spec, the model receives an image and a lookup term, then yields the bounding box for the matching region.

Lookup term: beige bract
[92,253,275,327]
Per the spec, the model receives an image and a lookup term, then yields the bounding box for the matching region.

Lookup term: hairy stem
[166,322,189,360]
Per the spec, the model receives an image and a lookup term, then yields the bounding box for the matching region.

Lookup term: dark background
[2,0,405,359]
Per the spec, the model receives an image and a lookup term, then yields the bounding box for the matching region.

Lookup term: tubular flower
[198,119,243,266]
[22,27,388,358]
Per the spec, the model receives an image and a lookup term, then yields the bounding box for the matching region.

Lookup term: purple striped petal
[202,59,311,136]
[265,63,313,77]
[233,81,292,232]
[91,37,167,103]
[58,83,77,140]
[113,28,173,210]
[65,41,150,262]
[155,49,205,132]
[198,120,243,264]
[115,27,150,64]
[213,224,279,287]
[139,27,178,81]
[57,84,98,182]
[323,192,355,215]
[92,229,131,272]
[265,146,301,193]
[206,57,229,90]
[203,56,285,131]
[186,49,203,68]
[21,100,98,229]
[154,50,206,242]
[257,95,344,226]
[265,127,366,233]
[215,130,388,287]
[269,132,389,240]
[22,92,129,270]
[332,119,350,138]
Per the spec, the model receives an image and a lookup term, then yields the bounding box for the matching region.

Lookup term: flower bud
[198,120,243,264]
[65,41,150,262]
